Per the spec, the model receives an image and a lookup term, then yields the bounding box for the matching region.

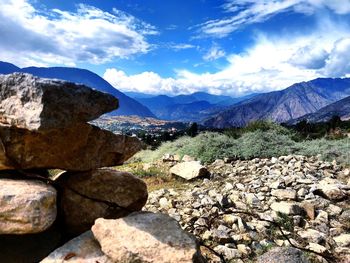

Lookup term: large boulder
[92,212,205,263]
[0,73,118,130]
[0,123,141,171]
[170,161,209,180]
[41,231,112,263]
[58,169,148,235]
[0,178,56,234]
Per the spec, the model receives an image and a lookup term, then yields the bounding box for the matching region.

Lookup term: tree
[187,122,198,137]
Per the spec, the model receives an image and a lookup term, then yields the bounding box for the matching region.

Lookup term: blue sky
[1,0,350,96]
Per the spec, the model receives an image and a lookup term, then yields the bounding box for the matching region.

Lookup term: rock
[298,229,326,244]
[334,234,350,247]
[214,245,242,260]
[271,189,297,200]
[301,202,315,220]
[270,202,302,215]
[58,169,148,235]
[317,183,346,201]
[257,247,310,263]
[0,178,56,234]
[170,161,208,180]
[92,212,205,263]
[41,231,111,263]
[0,73,118,130]
[0,123,141,171]
[307,243,327,253]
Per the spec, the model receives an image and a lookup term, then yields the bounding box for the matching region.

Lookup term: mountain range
[128,92,257,122]
[203,78,350,128]
[1,61,349,127]
[0,61,155,117]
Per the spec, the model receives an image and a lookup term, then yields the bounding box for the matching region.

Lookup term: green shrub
[132,124,350,165]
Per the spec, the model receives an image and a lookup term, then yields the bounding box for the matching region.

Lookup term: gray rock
[92,212,205,263]
[0,73,118,130]
[170,161,208,180]
[257,247,310,263]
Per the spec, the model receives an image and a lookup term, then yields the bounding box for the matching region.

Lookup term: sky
[1,0,350,97]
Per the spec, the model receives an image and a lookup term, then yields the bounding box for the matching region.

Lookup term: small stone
[301,202,315,220]
[298,229,326,244]
[333,234,350,247]
[257,247,310,263]
[214,245,242,260]
[271,189,297,200]
[237,244,251,255]
[271,202,302,215]
[315,210,328,224]
[306,243,327,254]
[170,161,208,180]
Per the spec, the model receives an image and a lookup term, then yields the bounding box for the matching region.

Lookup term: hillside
[204,78,350,128]
[291,95,350,123]
[0,61,155,118]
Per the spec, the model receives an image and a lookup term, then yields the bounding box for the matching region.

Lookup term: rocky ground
[144,155,350,262]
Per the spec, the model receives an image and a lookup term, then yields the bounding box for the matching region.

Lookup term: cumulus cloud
[197,0,350,38]
[203,44,226,61]
[323,37,350,77]
[104,21,350,97]
[0,0,157,67]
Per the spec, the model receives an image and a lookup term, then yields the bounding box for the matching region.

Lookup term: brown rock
[0,123,141,171]
[92,212,205,263]
[0,73,118,130]
[58,169,148,235]
[0,178,57,234]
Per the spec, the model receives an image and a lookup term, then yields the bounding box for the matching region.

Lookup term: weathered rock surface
[0,123,141,171]
[58,169,148,235]
[0,178,56,234]
[41,231,112,263]
[257,247,310,263]
[170,161,208,180]
[0,73,118,130]
[92,212,205,263]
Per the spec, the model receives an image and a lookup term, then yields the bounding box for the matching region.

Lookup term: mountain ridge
[203,78,350,128]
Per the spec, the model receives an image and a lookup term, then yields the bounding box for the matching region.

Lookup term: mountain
[0,62,155,118]
[130,92,257,122]
[204,78,350,128]
[290,95,350,123]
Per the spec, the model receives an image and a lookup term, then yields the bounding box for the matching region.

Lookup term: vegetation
[132,120,350,165]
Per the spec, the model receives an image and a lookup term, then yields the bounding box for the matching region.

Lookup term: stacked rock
[0,73,204,263]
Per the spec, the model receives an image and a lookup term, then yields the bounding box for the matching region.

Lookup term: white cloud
[104,20,350,97]
[323,37,350,77]
[169,43,197,51]
[197,0,350,38]
[0,0,157,67]
[203,44,226,61]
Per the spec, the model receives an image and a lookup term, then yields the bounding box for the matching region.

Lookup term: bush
[133,127,350,165]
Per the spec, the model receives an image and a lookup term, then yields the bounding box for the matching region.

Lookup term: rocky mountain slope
[291,95,350,124]
[0,61,155,118]
[204,78,350,128]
